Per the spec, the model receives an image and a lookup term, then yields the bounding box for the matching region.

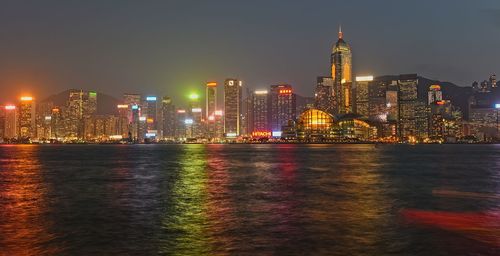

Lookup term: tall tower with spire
[331,25,353,115]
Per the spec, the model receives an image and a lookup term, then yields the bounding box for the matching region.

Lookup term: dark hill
[417,77,473,118]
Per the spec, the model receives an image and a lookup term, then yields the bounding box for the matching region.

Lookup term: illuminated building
[85,91,97,117]
[123,93,141,123]
[368,78,392,122]
[35,101,54,140]
[19,96,36,139]
[355,76,373,118]
[251,90,269,133]
[398,74,419,140]
[85,115,118,140]
[0,106,4,141]
[468,106,498,140]
[314,76,335,114]
[138,115,147,142]
[4,105,18,139]
[430,113,444,139]
[415,102,430,140]
[144,96,158,139]
[175,109,187,140]
[241,88,252,136]
[297,108,335,141]
[50,107,63,139]
[224,78,242,137]
[490,74,497,88]
[213,110,224,139]
[66,90,97,139]
[269,84,296,132]
[162,97,176,139]
[206,82,217,139]
[206,82,217,119]
[386,89,398,122]
[331,26,353,114]
[188,93,203,139]
[336,116,377,141]
[129,104,141,141]
[117,104,130,138]
[428,85,443,105]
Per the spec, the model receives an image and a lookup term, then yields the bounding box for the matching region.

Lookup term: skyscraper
[19,96,36,139]
[188,93,203,139]
[224,78,242,137]
[66,90,97,139]
[123,93,142,123]
[269,84,296,132]
[117,104,129,138]
[144,96,158,139]
[355,76,373,118]
[314,76,335,114]
[162,97,176,140]
[252,90,269,132]
[398,74,419,140]
[206,82,217,139]
[206,82,217,119]
[50,107,63,140]
[4,105,18,139]
[331,26,353,115]
[0,106,5,141]
[428,85,443,105]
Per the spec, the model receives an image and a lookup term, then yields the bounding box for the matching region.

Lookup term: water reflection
[0,145,57,255]
[161,144,211,255]
[302,145,394,254]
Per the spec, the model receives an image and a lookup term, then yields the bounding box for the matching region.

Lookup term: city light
[5,105,16,110]
[252,131,271,137]
[177,109,186,114]
[191,108,202,113]
[109,135,123,140]
[495,104,500,109]
[132,105,139,110]
[184,118,193,125]
[117,104,128,109]
[145,133,156,138]
[226,132,237,138]
[45,116,52,121]
[430,85,441,91]
[20,96,33,101]
[208,115,215,121]
[272,131,282,137]
[146,96,157,101]
[255,90,268,95]
[279,89,292,94]
[147,118,154,124]
[355,76,374,82]
[139,116,147,121]
[214,110,223,116]
[189,93,199,100]
[206,82,217,87]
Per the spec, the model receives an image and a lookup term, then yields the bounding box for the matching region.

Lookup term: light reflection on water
[0,144,499,255]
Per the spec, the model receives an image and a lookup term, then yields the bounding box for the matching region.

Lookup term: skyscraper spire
[338,25,343,39]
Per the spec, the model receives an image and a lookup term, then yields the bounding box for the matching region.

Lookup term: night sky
[0,0,499,104]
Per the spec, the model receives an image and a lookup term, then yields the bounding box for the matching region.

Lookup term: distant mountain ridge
[41,90,120,115]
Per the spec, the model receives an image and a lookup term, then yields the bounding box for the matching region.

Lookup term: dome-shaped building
[297,108,335,141]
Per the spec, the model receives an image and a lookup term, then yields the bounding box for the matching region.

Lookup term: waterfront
[0,144,499,255]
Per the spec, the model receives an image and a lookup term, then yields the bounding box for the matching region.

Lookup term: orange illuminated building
[331,26,353,114]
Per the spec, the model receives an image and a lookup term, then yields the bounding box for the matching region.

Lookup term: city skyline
[0,1,499,103]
